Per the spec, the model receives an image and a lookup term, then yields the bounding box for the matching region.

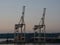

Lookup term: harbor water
[0,44,60,45]
[0,39,60,45]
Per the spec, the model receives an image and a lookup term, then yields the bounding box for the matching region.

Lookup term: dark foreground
[0,39,60,44]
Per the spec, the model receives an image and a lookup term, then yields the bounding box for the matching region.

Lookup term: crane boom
[19,6,25,24]
[22,6,25,17]
[41,8,46,25]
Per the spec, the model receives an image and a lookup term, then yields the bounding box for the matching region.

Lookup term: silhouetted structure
[14,6,26,44]
[33,8,46,45]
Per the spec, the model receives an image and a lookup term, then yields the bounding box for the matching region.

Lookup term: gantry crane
[33,8,46,43]
[14,6,26,43]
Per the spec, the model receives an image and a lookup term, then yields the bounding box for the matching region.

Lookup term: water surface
[0,44,60,45]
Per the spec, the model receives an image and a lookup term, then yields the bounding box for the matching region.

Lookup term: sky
[0,0,60,33]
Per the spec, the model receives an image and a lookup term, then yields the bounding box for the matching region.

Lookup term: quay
[0,33,60,44]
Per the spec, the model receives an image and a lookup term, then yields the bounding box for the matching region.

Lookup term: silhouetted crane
[34,8,46,31]
[33,8,46,44]
[14,6,26,43]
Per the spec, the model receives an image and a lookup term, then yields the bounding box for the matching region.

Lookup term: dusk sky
[0,0,60,33]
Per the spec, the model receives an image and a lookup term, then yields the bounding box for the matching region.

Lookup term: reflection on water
[0,44,60,45]
[14,43,46,45]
